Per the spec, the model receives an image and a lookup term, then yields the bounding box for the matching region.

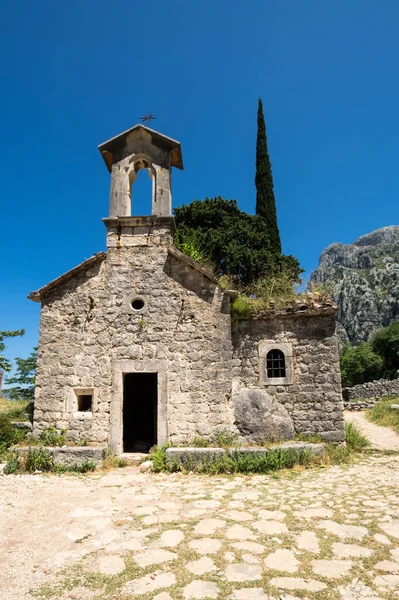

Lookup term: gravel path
[2,455,399,600]
[345,410,399,451]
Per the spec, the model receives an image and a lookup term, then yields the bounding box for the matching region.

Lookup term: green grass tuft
[345,421,370,450]
[367,395,399,435]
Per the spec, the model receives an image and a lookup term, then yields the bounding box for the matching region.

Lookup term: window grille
[266,349,286,378]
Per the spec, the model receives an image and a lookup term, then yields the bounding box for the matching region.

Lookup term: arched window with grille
[266,349,286,378]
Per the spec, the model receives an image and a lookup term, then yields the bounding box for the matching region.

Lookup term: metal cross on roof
[139,113,157,126]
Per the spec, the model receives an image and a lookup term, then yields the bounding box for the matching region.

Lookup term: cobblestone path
[2,454,399,600]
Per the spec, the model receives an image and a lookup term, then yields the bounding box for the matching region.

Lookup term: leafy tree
[340,342,383,388]
[5,347,37,401]
[174,197,302,288]
[0,329,25,373]
[255,99,281,254]
[372,320,399,379]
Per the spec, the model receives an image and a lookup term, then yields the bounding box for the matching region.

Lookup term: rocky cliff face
[310,226,399,344]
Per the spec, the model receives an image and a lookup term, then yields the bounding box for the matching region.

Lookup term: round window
[131,298,145,311]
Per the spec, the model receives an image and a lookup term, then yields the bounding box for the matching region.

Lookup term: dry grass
[0,395,29,421]
[366,395,399,435]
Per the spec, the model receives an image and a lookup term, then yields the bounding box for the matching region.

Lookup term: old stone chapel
[29,124,345,453]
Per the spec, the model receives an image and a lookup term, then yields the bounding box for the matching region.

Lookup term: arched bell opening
[128,155,156,216]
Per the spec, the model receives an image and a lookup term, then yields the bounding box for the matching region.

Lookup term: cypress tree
[255,98,282,254]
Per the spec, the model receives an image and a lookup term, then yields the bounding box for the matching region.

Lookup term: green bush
[0,415,16,453]
[174,197,302,288]
[345,422,370,450]
[78,460,97,472]
[215,430,239,448]
[323,443,351,465]
[26,447,53,472]
[372,321,399,379]
[187,435,211,448]
[340,343,383,387]
[154,447,312,475]
[26,401,34,423]
[150,445,168,472]
[102,447,128,469]
[174,237,209,265]
[340,320,399,387]
[4,454,21,474]
[39,427,67,446]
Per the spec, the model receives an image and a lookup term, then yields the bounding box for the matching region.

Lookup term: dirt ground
[345,411,399,451]
[2,451,399,600]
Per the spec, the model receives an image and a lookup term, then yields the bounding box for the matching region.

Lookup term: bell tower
[99,124,183,218]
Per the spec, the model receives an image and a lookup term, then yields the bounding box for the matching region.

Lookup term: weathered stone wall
[34,223,234,449]
[232,315,345,442]
[34,221,345,449]
[342,379,399,401]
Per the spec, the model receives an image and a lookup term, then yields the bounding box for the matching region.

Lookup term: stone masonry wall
[34,224,234,447]
[232,315,345,442]
[342,378,399,401]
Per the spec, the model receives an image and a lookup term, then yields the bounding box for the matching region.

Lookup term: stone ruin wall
[343,378,399,402]
[34,226,235,446]
[232,315,345,442]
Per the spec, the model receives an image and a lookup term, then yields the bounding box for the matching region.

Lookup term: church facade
[29,124,345,453]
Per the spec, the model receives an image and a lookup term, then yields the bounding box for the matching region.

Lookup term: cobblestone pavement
[2,455,399,600]
[345,411,399,451]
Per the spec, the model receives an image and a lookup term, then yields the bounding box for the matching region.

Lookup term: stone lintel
[103,215,176,235]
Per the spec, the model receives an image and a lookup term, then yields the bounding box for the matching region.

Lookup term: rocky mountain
[310,226,399,344]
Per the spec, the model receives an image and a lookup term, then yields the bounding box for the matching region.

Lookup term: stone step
[119,452,149,465]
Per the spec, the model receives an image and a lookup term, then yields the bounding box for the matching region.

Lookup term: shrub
[372,321,399,379]
[0,415,16,453]
[215,430,239,448]
[345,422,370,450]
[174,237,209,265]
[187,435,211,448]
[231,295,252,319]
[102,447,128,469]
[174,196,302,287]
[150,445,168,472]
[323,444,351,465]
[26,447,53,472]
[75,460,97,473]
[4,454,21,474]
[39,427,67,447]
[26,401,34,423]
[340,343,383,387]
[154,447,312,475]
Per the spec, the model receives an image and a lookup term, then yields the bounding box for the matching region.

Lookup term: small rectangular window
[77,394,92,412]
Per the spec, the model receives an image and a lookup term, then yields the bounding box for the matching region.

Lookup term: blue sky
[1,0,399,368]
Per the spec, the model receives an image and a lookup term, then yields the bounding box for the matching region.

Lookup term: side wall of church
[231,315,345,442]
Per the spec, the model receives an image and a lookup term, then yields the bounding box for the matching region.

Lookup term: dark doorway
[123,373,157,452]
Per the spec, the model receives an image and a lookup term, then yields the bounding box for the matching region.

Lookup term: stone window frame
[125,294,148,315]
[71,388,95,420]
[259,342,294,385]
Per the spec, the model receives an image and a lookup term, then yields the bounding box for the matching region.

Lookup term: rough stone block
[233,388,295,442]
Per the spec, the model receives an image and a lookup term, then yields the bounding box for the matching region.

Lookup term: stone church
[29,124,345,453]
